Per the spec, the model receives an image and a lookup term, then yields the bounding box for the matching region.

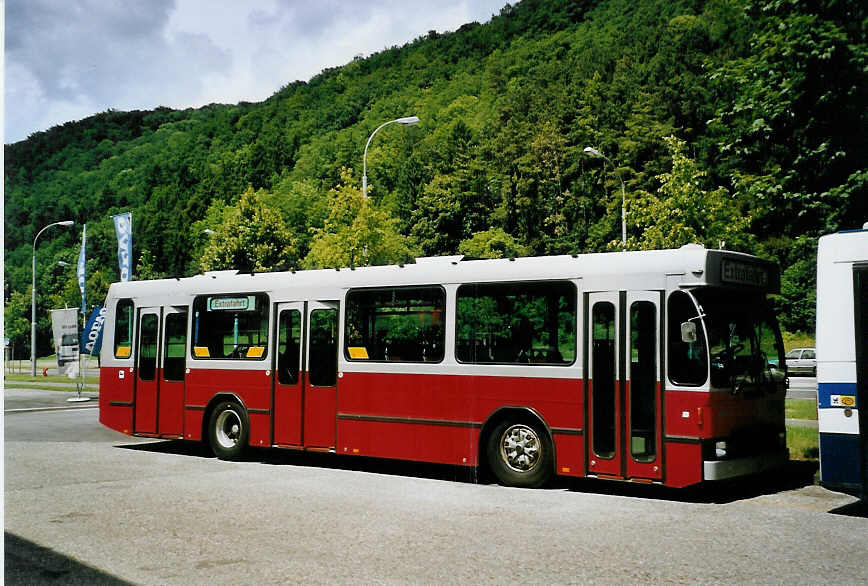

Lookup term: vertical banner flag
[80,305,107,356]
[50,308,80,375]
[77,224,87,314]
[112,212,132,282]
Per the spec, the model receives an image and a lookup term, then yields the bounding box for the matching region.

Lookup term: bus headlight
[715,441,728,458]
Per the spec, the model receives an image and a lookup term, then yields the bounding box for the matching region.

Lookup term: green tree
[4,288,31,359]
[458,228,531,259]
[627,136,753,251]
[777,240,817,332]
[49,265,112,316]
[304,169,418,268]
[410,119,494,255]
[707,0,868,237]
[135,248,166,280]
[199,187,300,272]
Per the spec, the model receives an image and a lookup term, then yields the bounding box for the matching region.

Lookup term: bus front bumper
[703,448,789,481]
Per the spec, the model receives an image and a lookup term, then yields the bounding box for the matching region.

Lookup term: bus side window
[344,287,445,363]
[114,299,134,359]
[455,281,576,365]
[191,294,269,360]
[668,291,707,386]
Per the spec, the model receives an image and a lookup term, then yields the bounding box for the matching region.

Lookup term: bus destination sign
[721,259,769,288]
[208,296,255,311]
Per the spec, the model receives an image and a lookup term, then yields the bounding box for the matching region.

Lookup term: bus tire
[486,419,553,488]
[208,401,249,461]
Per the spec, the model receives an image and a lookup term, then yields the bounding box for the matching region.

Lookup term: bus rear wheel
[208,401,249,461]
[486,420,553,488]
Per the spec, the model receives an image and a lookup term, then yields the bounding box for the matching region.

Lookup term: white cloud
[5,0,509,143]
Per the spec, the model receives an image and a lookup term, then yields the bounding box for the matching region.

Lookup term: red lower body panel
[99,366,134,435]
[98,365,781,488]
[336,371,583,471]
[665,441,703,488]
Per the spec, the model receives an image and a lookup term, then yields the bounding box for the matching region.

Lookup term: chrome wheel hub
[215,409,242,449]
[500,424,541,472]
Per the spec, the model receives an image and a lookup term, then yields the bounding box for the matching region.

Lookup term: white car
[785,347,816,377]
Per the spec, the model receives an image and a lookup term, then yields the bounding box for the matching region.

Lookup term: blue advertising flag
[80,305,107,356]
[77,224,87,314]
[112,212,133,282]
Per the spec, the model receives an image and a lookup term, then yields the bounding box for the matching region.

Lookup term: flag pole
[68,224,90,402]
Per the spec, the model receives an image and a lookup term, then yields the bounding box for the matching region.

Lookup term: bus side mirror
[680,321,697,343]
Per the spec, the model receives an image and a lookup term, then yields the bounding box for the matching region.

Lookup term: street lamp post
[362,116,420,198]
[584,146,626,245]
[31,220,74,376]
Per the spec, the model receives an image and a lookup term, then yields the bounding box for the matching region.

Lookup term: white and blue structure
[816,225,868,498]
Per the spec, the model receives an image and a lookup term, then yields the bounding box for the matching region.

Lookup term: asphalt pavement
[787,375,818,400]
[4,386,866,585]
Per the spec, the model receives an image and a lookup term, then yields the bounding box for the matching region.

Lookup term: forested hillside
[5,0,867,357]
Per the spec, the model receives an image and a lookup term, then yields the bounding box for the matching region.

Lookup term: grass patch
[787,425,819,461]
[785,399,818,420]
[781,330,815,352]
[7,384,97,393]
[5,373,99,385]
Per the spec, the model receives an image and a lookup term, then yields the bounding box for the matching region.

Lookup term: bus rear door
[304,301,339,449]
[586,291,662,481]
[158,307,187,437]
[273,302,304,446]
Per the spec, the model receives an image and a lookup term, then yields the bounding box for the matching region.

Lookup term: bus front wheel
[208,401,249,461]
[486,420,553,488]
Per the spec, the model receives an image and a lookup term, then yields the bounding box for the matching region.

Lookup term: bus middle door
[273,302,304,446]
[586,291,662,481]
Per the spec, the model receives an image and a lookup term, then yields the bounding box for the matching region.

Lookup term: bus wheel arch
[480,407,555,488]
[203,394,249,461]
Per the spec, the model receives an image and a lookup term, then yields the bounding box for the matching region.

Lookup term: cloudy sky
[5,0,510,144]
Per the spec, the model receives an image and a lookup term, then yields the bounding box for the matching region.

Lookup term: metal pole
[583,147,626,245]
[31,220,74,376]
[31,249,36,377]
[617,170,626,245]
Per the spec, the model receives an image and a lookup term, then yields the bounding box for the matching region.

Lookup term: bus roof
[105,245,779,304]
[819,229,868,265]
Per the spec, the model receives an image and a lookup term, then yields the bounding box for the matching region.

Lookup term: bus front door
[134,308,161,434]
[586,291,662,481]
[158,307,187,437]
[273,302,304,446]
[303,302,339,449]
[624,291,662,481]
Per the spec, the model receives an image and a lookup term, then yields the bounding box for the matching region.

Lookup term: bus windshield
[693,289,785,392]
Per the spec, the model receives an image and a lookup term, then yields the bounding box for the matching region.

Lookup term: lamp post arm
[33,221,63,247]
[362,119,400,199]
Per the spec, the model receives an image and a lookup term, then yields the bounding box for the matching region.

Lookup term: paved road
[4,389,865,585]
[787,375,817,400]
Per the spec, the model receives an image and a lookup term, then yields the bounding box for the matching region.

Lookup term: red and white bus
[99,246,788,488]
